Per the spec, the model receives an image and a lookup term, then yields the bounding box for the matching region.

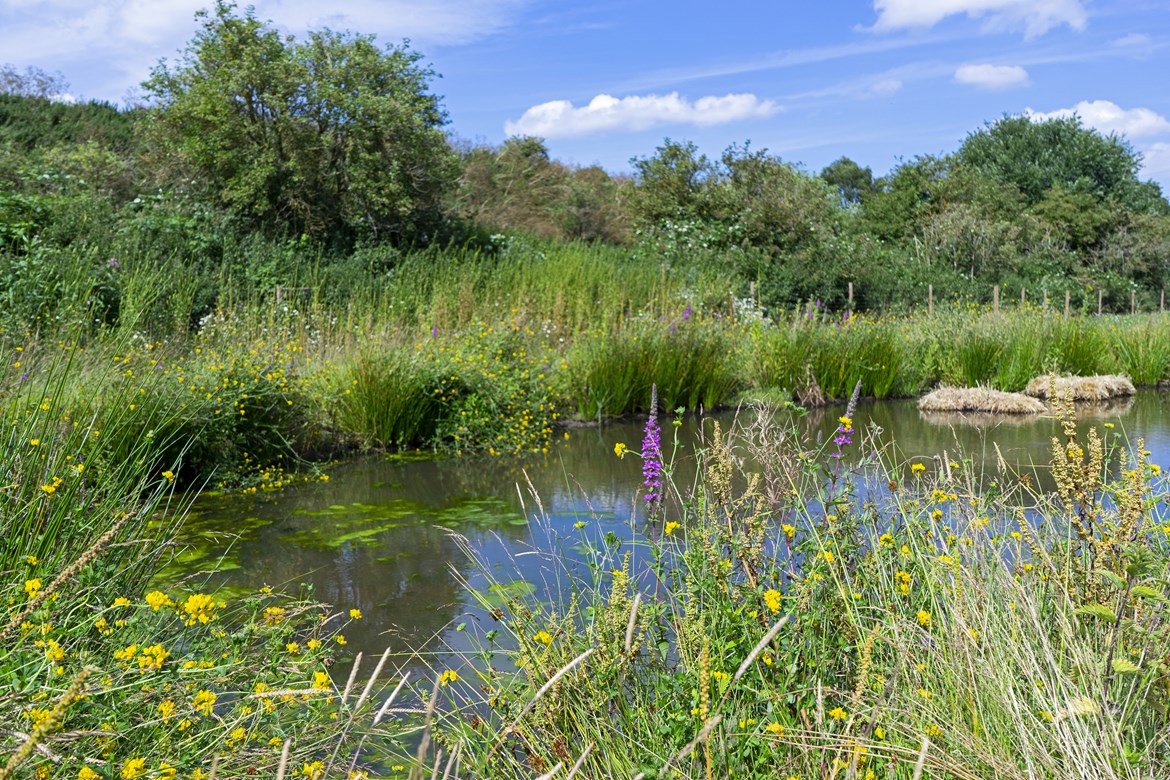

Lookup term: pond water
[156,391,1170,669]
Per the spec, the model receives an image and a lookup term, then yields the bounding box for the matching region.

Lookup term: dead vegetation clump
[917,386,1046,415]
[1024,374,1135,402]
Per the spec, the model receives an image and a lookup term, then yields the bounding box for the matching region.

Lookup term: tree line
[2,0,1169,319]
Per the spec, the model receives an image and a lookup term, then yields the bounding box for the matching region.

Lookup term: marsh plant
[404,393,1170,778]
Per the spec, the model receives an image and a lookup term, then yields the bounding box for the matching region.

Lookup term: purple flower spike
[642,384,662,503]
[682,305,692,321]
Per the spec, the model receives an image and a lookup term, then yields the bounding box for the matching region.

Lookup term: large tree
[957,114,1166,213]
[142,1,457,243]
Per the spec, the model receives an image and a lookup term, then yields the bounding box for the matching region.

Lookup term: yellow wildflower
[917,610,932,628]
[439,669,458,686]
[137,644,170,670]
[533,630,553,646]
[145,591,173,611]
[349,608,362,620]
[664,521,681,535]
[614,442,627,458]
[24,579,42,599]
[182,593,216,626]
[764,589,782,614]
[192,689,217,716]
[121,758,146,779]
[828,706,848,721]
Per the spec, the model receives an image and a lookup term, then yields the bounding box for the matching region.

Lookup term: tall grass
[1109,318,1170,386]
[562,316,742,419]
[413,400,1170,778]
[335,349,440,448]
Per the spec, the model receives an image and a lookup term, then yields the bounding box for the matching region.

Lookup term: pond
[156,390,1170,669]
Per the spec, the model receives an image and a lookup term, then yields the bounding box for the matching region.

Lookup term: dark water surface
[157,391,1170,667]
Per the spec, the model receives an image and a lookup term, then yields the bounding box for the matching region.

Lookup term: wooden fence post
[993,285,999,313]
[1098,289,1103,316]
[1132,289,1137,315]
[1064,290,1070,318]
[928,284,933,316]
[1162,288,1165,313]
[1021,287,1026,307]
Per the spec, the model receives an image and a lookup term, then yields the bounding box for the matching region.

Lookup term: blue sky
[4,0,1170,188]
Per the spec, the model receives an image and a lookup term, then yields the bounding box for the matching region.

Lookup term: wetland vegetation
[5,3,1170,777]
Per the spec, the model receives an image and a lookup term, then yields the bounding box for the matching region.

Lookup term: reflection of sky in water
[158,391,1170,680]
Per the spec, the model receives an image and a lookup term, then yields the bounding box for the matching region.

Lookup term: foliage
[142,1,457,244]
[456,136,629,243]
[958,114,1163,212]
[820,155,874,206]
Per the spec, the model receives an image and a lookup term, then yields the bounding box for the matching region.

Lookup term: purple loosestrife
[642,384,662,503]
[831,415,853,458]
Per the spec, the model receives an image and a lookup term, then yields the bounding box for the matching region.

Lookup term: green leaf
[1112,657,1140,674]
[1130,585,1165,601]
[1075,604,1117,621]
[1095,570,1127,590]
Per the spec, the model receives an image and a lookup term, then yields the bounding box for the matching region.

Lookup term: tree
[142,1,457,243]
[0,64,68,99]
[957,114,1163,211]
[820,156,873,206]
[627,138,714,225]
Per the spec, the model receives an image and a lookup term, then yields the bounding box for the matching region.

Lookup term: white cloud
[1111,33,1151,48]
[1027,100,1170,138]
[0,0,526,101]
[504,92,780,138]
[872,0,1087,38]
[953,63,1030,89]
[870,78,903,95]
[1143,142,1170,178]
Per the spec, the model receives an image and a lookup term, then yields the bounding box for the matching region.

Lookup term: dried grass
[1023,374,1135,401]
[917,386,1046,415]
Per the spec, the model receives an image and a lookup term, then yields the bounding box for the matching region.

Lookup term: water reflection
[158,390,1170,668]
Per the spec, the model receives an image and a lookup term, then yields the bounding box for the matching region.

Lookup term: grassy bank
[11,243,1170,487]
[5,333,1170,777]
[8,237,1170,777]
